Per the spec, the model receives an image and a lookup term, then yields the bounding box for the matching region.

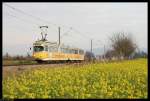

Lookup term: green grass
[3,58,147,99]
[3,60,37,66]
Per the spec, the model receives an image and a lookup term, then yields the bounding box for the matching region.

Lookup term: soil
[2,62,85,79]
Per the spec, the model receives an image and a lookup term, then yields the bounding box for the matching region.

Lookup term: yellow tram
[32,26,84,62]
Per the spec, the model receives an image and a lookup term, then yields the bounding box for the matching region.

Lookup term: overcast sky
[3,3,147,56]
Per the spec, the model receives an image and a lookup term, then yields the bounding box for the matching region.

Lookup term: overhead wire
[4,3,58,27]
[3,14,38,35]
[4,4,93,40]
[4,14,57,37]
[61,30,86,48]
[70,27,91,40]
[4,3,105,53]
[6,4,90,38]
[4,12,40,26]
[4,4,58,32]
[62,35,81,46]
[60,27,72,38]
[61,31,90,49]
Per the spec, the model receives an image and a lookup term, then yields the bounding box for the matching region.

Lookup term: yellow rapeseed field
[3,58,147,99]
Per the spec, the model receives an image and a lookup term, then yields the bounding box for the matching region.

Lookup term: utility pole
[104,45,105,59]
[58,26,61,52]
[91,39,93,53]
[58,27,60,46]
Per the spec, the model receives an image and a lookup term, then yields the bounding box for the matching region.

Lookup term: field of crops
[3,58,147,99]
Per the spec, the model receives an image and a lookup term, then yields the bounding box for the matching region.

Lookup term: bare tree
[110,32,137,59]
[3,52,11,60]
[105,50,116,60]
[84,51,95,61]
[25,52,33,60]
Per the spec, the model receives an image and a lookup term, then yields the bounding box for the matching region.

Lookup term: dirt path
[2,63,85,79]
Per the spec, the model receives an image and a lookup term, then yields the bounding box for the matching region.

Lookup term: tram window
[64,48,66,53]
[67,49,70,53]
[60,48,64,53]
[67,49,69,53]
[70,50,72,54]
[45,46,48,51]
[72,50,74,54]
[69,49,72,54]
[75,50,78,54]
[74,50,76,54]
[82,50,84,54]
[79,50,84,54]
[79,50,81,54]
[49,46,57,52]
[67,49,71,53]
[34,46,44,52]
[64,48,69,54]
[68,49,74,54]
[72,50,75,54]
[64,48,67,53]
[63,48,68,54]
[49,47,51,52]
[60,48,65,53]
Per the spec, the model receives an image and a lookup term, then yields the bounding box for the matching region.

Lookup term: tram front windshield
[34,46,44,52]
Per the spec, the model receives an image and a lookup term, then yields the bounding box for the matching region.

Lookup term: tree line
[3,52,33,60]
[84,32,147,61]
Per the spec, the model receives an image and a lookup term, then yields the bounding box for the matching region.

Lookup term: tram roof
[33,40,84,51]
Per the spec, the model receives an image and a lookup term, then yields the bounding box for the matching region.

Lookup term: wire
[69,29,91,41]
[60,27,72,38]
[70,27,91,40]
[4,11,58,34]
[4,4,59,33]
[62,36,81,46]
[4,4,58,28]
[4,4,68,33]
[62,32,90,45]
[4,3,105,52]
[4,12,40,26]
[4,4,94,41]
[62,34,86,48]
[61,24,91,39]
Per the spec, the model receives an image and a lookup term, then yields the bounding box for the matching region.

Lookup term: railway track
[3,61,84,67]
[3,62,55,67]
